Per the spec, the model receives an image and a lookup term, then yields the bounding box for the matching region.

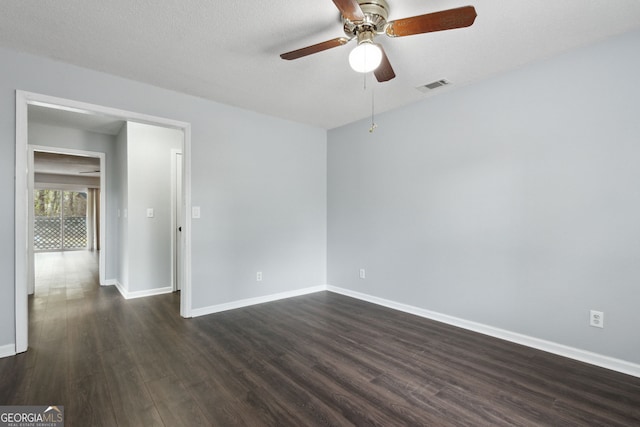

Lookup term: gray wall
[125,122,182,292]
[28,122,118,278]
[189,112,326,305]
[115,124,128,289]
[328,29,640,364]
[1,46,327,348]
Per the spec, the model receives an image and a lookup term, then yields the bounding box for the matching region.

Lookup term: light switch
[147,208,154,218]
[192,206,201,219]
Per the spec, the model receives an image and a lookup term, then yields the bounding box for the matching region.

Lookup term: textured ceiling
[3,1,640,129]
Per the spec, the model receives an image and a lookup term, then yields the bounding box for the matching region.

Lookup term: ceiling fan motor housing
[343,0,389,37]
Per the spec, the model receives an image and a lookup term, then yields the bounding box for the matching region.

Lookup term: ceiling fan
[280,0,477,82]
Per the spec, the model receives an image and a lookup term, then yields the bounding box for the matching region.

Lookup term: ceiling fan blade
[386,6,477,38]
[331,0,365,22]
[374,45,395,82]
[280,37,350,60]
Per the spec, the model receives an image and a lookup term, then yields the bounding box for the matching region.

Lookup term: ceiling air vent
[417,79,450,92]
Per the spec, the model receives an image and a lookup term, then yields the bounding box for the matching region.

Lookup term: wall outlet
[590,310,604,328]
[146,208,154,218]
[359,268,366,279]
[256,271,263,282]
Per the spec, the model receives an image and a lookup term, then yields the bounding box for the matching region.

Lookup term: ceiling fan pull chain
[369,76,377,133]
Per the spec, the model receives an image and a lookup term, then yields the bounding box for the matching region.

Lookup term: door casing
[15,90,193,354]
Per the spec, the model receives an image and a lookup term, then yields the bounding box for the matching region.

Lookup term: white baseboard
[0,344,16,358]
[113,281,127,297]
[327,286,640,379]
[113,281,173,300]
[164,281,640,378]
[191,285,327,318]
[103,279,117,287]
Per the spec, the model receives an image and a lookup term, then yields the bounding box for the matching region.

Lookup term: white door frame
[170,149,183,292]
[15,90,193,354]
[29,146,106,294]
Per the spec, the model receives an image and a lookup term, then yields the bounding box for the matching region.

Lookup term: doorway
[171,149,183,292]
[15,91,193,354]
[28,146,106,295]
[32,187,99,301]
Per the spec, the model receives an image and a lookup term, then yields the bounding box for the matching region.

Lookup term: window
[34,189,87,251]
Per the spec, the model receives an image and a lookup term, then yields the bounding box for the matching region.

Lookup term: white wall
[124,122,182,293]
[328,29,640,365]
[1,46,327,349]
[28,122,118,277]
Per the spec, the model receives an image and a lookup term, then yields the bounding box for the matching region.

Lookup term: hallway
[33,251,99,303]
[2,251,184,425]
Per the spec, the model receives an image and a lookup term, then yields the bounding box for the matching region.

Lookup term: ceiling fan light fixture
[349,41,382,73]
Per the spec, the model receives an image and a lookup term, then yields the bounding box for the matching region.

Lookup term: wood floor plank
[187,379,256,426]
[145,375,209,426]
[101,366,164,427]
[25,340,69,406]
[0,355,34,406]
[69,373,118,427]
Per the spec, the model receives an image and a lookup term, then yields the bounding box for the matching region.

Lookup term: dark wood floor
[1,252,639,426]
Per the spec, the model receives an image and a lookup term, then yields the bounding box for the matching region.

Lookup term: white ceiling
[3,1,640,129]
[29,105,125,136]
[34,151,100,177]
